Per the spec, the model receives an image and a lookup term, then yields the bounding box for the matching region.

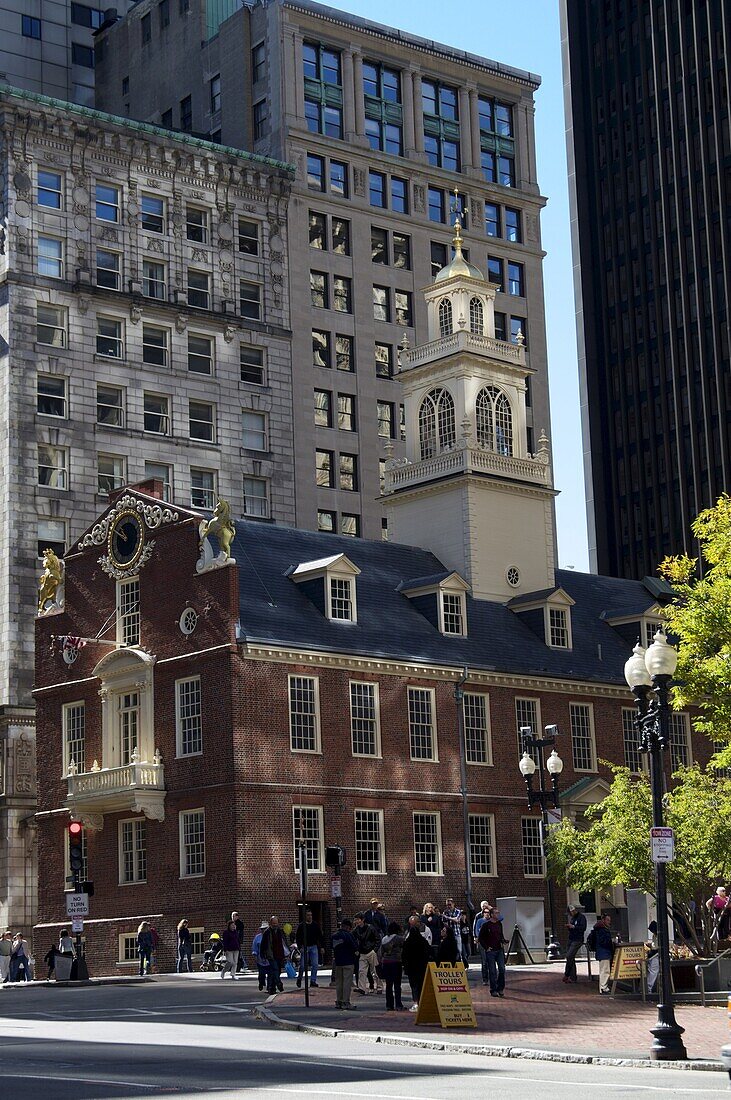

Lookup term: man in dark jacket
[260,915,287,994]
[353,913,382,994]
[363,898,388,935]
[477,907,506,997]
[331,919,358,1010]
[591,913,614,994]
[232,910,245,973]
[295,909,324,988]
[402,916,431,1009]
[562,903,587,984]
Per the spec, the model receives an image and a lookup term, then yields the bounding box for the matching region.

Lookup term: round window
[506,566,521,588]
[179,608,198,636]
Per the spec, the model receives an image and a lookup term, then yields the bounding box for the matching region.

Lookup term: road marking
[468,1072,719,1093]
[1,1073,163,1091]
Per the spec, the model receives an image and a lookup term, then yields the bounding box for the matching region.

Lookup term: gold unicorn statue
[38,548,63,614]
[200,499,236,560]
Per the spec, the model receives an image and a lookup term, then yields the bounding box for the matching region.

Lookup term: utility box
[498,896,546,961]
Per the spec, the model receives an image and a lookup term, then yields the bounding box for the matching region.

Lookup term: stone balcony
[400,330,527,372]
[385,441,550,493]
[66,752,166,826]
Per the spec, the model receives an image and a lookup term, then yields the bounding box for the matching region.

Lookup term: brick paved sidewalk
[268,966,728,1062]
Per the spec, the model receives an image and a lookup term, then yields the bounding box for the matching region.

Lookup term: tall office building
[96,0,553,541]
[0,1,137,106]
[562,0,731,579]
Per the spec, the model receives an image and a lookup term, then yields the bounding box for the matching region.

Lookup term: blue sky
[333,0,590,571]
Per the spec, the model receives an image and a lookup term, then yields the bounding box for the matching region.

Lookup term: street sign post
[330,876,342,898]
[650,827,675,863]
[65,892,89,917]
[71,917,84,934]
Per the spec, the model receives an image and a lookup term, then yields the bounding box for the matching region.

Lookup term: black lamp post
[624,632,687,1062]
[518,724,563,961]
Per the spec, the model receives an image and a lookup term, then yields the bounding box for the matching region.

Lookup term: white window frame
[37,303,67,347]
[175,676,203,757]
[288,674,321,754]
[38,168,63,209]
[407,686,438,762]
[354,808,386,874]
[327,574,357,623]
[188,332,214,375]
[190,468,216,510]
[62,700,86,775]
[118,817,147,885]
[179,808,206,878]
[622,706,646,773]
[292,805,324,873]
[349,681,381,758]
[242,409,267,451]
[521,816,545,877]
[186,206,209,244]
[439,590,466,636]
[243,476,270,518]
[669,712,692,770]
[98,453,126,495]
[643,619,664,649]
[96,247,122,291]
[468,812,497,877]
[545,604,572,649]
[116,577,140,647]
[413,810,443,876]
[189,400,216,443]
[38,235,64,278]
[516,696,542,763]
[118,932,138,964]
[37,373,67,418]
[96,182,121,222]
[463,692,493,766]
[96,316,124,359]
[38,444,68,490]
[569,701,597,773]
[188,927,206,958]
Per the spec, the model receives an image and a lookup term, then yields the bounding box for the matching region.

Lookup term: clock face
[109,513,143,569]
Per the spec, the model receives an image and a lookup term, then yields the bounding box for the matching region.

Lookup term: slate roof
[232,521,660,687]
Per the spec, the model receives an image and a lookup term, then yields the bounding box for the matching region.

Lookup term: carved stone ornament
[175,312,189,334]
[100,226,119,242]
[146,238,164,254]
[130,302,143,325]
[353,168,366,196]
[71,812,104,832]
[413,185,426,213]
[196,504,236,574]
[223,324,236,344]
[77,297,90,316]
[77,494,179,551]
[98,538,155,580]
[133,795,165,822]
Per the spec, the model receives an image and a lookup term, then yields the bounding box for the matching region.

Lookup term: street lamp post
[518,725,563,961]
[624,632,687,1062]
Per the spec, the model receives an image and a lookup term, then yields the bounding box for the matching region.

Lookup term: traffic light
[325,844,346,868]
[68,821,84,880]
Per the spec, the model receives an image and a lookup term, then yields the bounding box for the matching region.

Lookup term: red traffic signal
[68,821,84,873]
[68,821,82,839]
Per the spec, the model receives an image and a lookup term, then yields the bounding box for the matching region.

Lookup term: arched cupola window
[419,388,456,459]
[438,297,453,337]
[476,386,513,456]
[469,297,484,335]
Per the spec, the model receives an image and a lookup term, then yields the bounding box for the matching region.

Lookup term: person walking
[353,912,382,994]
[220,920,240,979]
[295,908,324,988]
[562,903,587,984]
[260,915,287,993]
[458,913,472,967]
[137,922,154,976]
[331,918,358,1010]
[177,919,193,973]
[379,921,405,1011]
[43,943,57,980]
[251,921,270,990]
[437,924,460,964]
[645,921,660,994]
[231,911,246,973]
[591,912,614,994]
[55,927,75,981]
[363,898,388,936]
[477,907,506,998]
[0,930,12,984]
[402,915,431,1011]
[10,933,31,982]
[421,903,442,959]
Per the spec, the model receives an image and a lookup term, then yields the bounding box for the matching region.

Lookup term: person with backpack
[562,903,587,984]
[588,912,614,994]
[379,921,406,1010]
[353,912,382,994]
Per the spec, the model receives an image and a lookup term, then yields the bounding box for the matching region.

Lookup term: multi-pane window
[422,80,460,171]
[337,393,355,431]
[313,329,330,369]
[37,304,67,347]
[413,812,442,875]
[289,675,320,752]
[243,476,269,518]
[97,317,123,358]
[240,346,265,385]
[188,334,214,375]
[393,233,410,270]
[373,285,389,323]
[478,96,515,186]
[570,702,596,771]
[408,687,437,761]
[96,248,121,290]
[505,208,521,243]
[144,461,172,501]
[333,276,352,313]
[548,607,570,648]
[186,207,209,243]
[475,385,512,455]
[37,375,67,418]
[38,237,63,278]
[508,261,524,297]
[394,290,412,327]
[330,160,348,197]
[377,401,395,438]
[341,514,359,537]
[335,335,353,372]
[311,271,328,309]
[622,707,643,773]
[369,170,386,208]
[469,814,495,876]
[142,259,166,300]
[485,203,500,237]
[120,819,146,884]
[314,389,332,427]
[339,453,357,491]
[38,169,63,209]
[239,280,262,320]
[441,592,464,635]
[487,256,503,289]
[38,445,68,490]
[307,154,325,191]
[63,702,85,774]
[38,518,66,558]
[22,15,41,37]
[419,388,456,458]
[142,324,168,366]
[180,95,193,132]
[99,454,125,495]
[141,194,165,233]
[252,42,266,82]
[210,74,221,114]
[292,806,323,872]
[309,211,327,249]
[329,577,354,621]
[117,690,139,763]
[363,62,402,156]
[354,809,385,873]
[332,218,350,254]
[669,713,691,770]
[375,343,392,378]
[464,693,492,764]
[391,177,408,213]
[176,677,202,756]
[644,620,663,648]
[521,817,544,876]
[97,384,124,427]
[303,42,343,138]
[316,449,334,488]
[187,270,210,310]
[189,401,215,443]
[317,510,336,533]
[95,183,120,222]
[371,226,388,265]
[190,468,215,510]
[242,410,267,450]
[180,809,205,877]
[143,393,169,435]
[516,697,540,763]
[350,682,380,756]
[428,187,445,223]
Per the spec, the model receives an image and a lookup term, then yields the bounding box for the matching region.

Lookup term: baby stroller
[200,933,225,971]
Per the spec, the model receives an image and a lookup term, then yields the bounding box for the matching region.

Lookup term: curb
[1,976,152,991]
[252,1004,724,1073]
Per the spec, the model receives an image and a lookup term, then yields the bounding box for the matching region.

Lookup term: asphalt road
[0,975,726,1099]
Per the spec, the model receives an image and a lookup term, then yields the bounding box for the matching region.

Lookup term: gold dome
[434,219,484,283]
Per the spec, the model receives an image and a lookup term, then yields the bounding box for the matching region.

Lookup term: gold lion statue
[201,499,236,560]
[38,548,63,614]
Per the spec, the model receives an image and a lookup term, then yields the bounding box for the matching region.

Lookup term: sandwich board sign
[415,962,477,1028]
[610,942,647,982]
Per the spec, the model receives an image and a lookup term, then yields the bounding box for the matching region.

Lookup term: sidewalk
[256,964,729,1068]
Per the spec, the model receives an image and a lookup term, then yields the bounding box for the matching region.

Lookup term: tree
[659,494,731,759]
[547,764,731,955]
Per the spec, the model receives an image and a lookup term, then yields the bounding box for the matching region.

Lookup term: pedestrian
[0,930,13,984]
[473,901,494,984]
[477,907,506,998]
[10,933,31,982]
[442,897,461,930]
[421,902,442,958]
[458,913,472,967]
[260,915,287,993]
[589,912,614,994]
[379,921,405,1011]
[202,932,222,971]
[149,924,160,973]
[353,912,382,994]
[562,903,587,984]
[136,922,154,976]
[402,915,431,1011]
[363,898,388,935]
[55,927,75,981]
[177,919,192,973]
[231,910,246,973]
[645,921,660,994]
[331,918,358,1010]
[43,943,57,980]
[220,920,240,979]
[252,921,270,990]
[295,908,323,989]
[437,924,460,964]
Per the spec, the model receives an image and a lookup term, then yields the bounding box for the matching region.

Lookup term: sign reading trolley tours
[415,962,477,1028]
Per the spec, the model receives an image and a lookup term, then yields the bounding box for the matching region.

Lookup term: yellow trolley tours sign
[610,942,647,981]
[415,962,477,1028]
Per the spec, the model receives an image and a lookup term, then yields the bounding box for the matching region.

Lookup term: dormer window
[441,591,465,636]
[469,297,484,334]
[644,619,663,648]
[329,576,356,622]
[419,388,456,459]
[398,570,470,636]
[438,297,453,336]
[289,553,360,623]
[476,386,513,456]
[508,586,574,649]
[548,606,570,649]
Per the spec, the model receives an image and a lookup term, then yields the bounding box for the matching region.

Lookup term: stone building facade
[0,83,294,932]
[95,0,552,543]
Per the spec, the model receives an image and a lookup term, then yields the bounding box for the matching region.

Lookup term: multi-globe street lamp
[518,725,563,961]
[624,630,687,1061]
